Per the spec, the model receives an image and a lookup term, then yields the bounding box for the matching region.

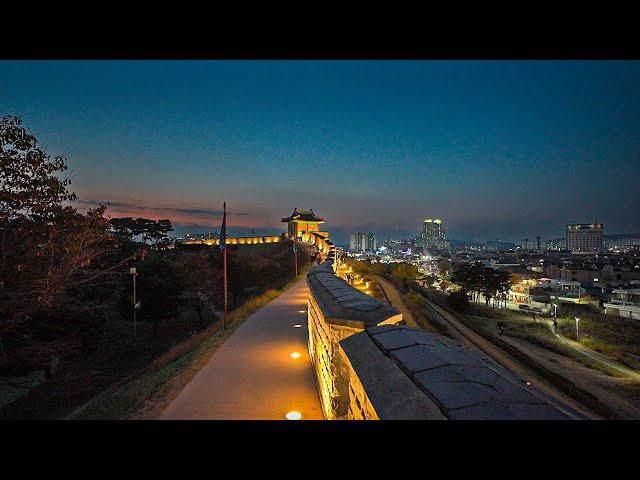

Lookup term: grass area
[412,282,640,377]
[555,313,640,371]
[73,267,308,420]
[403,290,451,336]
[462,312,630,379]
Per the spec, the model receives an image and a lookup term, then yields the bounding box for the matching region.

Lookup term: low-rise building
[603,289,640,320]
[508,278,586,309]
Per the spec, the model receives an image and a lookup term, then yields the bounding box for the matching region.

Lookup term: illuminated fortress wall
[306,262,569,420]
[306,261,402,419]
[184,235,284,246]
[184,231,332,251]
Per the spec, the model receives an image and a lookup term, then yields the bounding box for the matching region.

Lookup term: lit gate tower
[281,208,326,241]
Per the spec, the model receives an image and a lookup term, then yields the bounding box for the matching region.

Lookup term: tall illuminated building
[421,218,446,250]
[566,223,603,252]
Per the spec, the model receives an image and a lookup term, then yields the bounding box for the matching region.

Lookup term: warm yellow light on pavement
[285,411,302,420]
[290,352,301,359]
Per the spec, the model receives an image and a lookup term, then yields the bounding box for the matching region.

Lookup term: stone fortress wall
[306,261,401,419]
[306,261,572,420]
[184,234,284,246]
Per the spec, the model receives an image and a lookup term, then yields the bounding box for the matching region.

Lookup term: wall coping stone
[306,261,401,328]
[340,325,572,420]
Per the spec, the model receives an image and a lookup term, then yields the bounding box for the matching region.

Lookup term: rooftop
[281,208,326,223]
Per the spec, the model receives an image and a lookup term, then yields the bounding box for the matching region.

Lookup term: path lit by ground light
[160,276,323,420]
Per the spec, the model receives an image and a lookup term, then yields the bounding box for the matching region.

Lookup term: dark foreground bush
[446,290,470,312]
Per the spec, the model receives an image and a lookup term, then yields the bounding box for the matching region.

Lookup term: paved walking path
[160,276,323,420]
[541,319,640,381]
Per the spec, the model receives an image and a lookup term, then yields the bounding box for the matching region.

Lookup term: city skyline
[2,60,640,244]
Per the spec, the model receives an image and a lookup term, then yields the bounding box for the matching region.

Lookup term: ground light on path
[160,276,323,420]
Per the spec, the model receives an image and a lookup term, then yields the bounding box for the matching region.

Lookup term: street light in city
[575,316,580,341]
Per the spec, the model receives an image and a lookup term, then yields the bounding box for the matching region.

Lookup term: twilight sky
[2,60,639,245]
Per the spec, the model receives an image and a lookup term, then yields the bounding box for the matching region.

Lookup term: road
[160,276,323,420]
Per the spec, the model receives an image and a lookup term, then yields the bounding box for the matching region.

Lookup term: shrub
[447,290,470,312]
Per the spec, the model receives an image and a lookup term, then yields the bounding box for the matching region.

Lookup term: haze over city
[2,60,640,244]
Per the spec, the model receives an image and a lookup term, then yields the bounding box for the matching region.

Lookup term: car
[518,304,530,310]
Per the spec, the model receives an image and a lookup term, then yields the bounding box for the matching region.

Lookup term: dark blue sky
[2,61,639,244]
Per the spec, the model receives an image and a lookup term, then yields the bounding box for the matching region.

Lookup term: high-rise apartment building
[349,232,376,253]
[421,218,446,250]
[566,223,604,252]
[365,232,376,252]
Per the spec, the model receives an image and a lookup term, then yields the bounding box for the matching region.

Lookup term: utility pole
[130,267,138,340]
[223,242,228,330]
[220,202,228,330]
[293,239,298,277]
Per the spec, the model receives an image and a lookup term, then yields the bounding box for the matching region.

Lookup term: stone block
[390,344,454,372]
[447,402,519,420]
[371,329,419,352]
[502,402,570,420]
[414,376,496,410]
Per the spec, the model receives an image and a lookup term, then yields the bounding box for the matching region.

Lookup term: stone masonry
[306,261,401,419]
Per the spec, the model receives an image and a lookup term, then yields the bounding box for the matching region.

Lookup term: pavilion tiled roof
[281,208,326,223]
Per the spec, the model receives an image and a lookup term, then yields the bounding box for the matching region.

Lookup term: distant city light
[290,352,301,359]
[293,324,302,328]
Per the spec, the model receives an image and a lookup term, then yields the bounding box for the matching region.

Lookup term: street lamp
[575,316,580,341]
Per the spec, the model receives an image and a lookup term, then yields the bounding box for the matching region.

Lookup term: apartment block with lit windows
[566,223,603,252]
